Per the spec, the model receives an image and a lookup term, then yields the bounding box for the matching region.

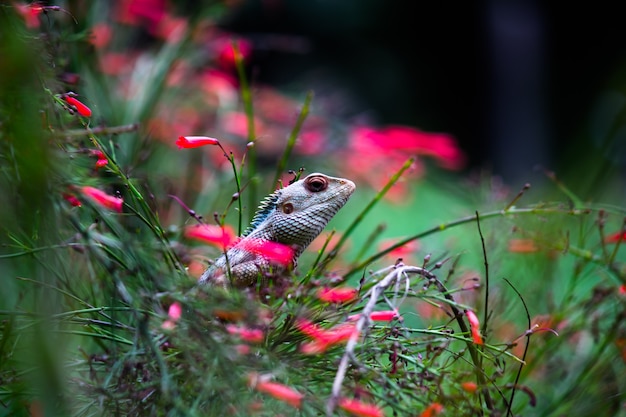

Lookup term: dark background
[219,0,626,186]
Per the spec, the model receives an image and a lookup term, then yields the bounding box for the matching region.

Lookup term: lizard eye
[305,175,328,193]
[281,202,294,214]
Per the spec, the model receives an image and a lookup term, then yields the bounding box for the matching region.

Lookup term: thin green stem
[320,157,414,270]
[344,206,593,279]
[272,91,313,189]
[232,41,257,224]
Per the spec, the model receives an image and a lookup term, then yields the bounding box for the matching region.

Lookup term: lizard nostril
[305,176,328,193]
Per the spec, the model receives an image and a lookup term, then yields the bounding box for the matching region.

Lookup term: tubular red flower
[184,224,236,250]
[317,287,358,303]
[90,150,109,168]
[176,136,220,149]
[64,96,92,117]
[15,3,43,29]
[605,231,626,243]
[349,310,401,322]
[466,310,483,345]
[338,398,384,417]
[238,239,294,266]
[296,319,359,354]
[369,310,401,321]
[62,193,82,207]
[461,381,478,393]
[248,374,303,409]
[80,186,123,212]
[420,403,444,417]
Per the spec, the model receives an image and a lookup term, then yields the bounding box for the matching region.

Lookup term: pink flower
[176,136,220,149]
[184,224,236,250]
[162,301,182,330]
[238,239,295,266]
[248,373,303,409]
[338,398,384,417]
[89,23,112,48]
[64,96,92,117]
[378,238,420,260]
[466,310,483,345]
[317,287,358,303]
[215,37,252,70]
[80,186,123,212]
[15,2,43,29]
[226,324,264,344]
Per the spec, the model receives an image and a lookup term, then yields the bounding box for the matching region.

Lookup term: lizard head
[244,173,355,251]
[271,172,355,247]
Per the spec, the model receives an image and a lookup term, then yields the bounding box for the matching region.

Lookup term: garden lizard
[198,172,356,287]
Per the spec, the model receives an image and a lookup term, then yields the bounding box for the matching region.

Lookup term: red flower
[80,186,123,212]
[15,2,43,29]
[238,239,295,266]
[296,319,359,354]
[176,136,220,149]
[64,96,92,117]
[508,238,539,253]
[162,301,182,330]
[248,373,303,409]
[349,310,401,322]
[605,231,626,243]
[184,224,236,250]
[317,287,358,303]
[466,310,483,345]
[461,381,478,393]
[215,37,252,70]
[226,324,264,343]
[90,150,109,169]
[89,23,113,48]
[62,193,82,207]
[338,398,384,417]
[420,403,444,417]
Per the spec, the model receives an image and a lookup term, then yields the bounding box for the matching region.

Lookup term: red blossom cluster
[340,125,465,201]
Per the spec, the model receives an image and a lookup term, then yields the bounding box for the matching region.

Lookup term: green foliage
[1,3,626,417]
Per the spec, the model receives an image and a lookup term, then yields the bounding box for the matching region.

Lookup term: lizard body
[199,173,355,287]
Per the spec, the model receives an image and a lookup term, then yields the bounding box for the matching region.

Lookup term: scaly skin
[199,173,356,287]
